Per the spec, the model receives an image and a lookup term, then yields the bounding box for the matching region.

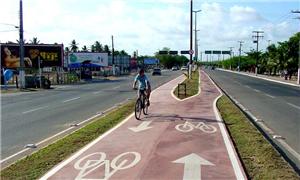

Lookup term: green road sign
[169,51,178,55]
[180,50,190,54]
[158,51,168,55]
[205,50,212,54]
[222,51,231,54]
[213,51,221,54]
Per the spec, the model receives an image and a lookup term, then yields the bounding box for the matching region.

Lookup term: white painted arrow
[128,121,153,132]
[173,153,214,180]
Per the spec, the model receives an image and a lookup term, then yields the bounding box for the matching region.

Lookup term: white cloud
[230,5,263,22]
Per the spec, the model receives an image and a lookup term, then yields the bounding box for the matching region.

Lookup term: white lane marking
[264,93,275,99]
[112,86,121,90]
[74,152,141,180]
[22,106,48,114]
[253,89,261,93]
[93,91,102,94]
[203,71,246,180]
[287,103,300,110]
[62,97,81,103]
[173,153,214,180]
[128,121,153,132]
[244,85,250,88]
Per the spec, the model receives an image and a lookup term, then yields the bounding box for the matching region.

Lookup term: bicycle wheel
[135,99,142,120]
[175,123,193,132]
[200,124,217,133]
[143,98,149,115]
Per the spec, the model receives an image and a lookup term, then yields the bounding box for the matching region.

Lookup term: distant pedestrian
[284,69,288,80]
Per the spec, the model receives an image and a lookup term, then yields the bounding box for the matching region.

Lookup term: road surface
[205,69,300,167]
[1,70,181,160]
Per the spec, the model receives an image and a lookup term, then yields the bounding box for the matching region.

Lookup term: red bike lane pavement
[41,71,246,180]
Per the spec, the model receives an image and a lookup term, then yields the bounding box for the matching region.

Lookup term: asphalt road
[1,70,182,159]
[204,69,300,162]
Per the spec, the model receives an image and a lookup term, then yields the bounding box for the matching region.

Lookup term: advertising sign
[0,44,63,68]
[68,53,108,68]
[144,58,159,65]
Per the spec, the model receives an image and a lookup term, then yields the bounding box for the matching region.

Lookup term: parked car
[152,68,162,75]
[181,66,188,71]
[172,66,179,71]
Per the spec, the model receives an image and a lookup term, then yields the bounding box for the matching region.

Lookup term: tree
[82,45,88,52]
[91,45,96,52]
[70,39,79,52]
[65,47,70,53]
[94,41,103,52]
[30,37,40,44]
[155,47,188,68]
[104,45,111,55]
[120,50,128,56]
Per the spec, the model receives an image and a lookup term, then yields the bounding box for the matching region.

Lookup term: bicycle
[175,121,217,133]
[134,88,149,120]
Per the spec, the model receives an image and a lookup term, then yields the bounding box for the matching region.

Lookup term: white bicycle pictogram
[74,152,141,180]
[175,121,217,133]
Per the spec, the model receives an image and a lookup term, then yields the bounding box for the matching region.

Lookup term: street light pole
[189,0,193,79]
[238,41,243,72]
[111,35,115,76]
[19,0,25,88]
[193,9,201,62]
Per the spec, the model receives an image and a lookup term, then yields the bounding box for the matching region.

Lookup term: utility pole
[188,0,193,79]
[228,47,234,70]
[111,35,115,76]
[292,10,300,84]
[252,31,264,75]
[19,0,25,88]
[238,41,243,72]
[193,9,201,62]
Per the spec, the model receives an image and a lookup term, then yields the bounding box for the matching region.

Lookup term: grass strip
[217,95,299,179]
[1,101,135,180]
[173,70,199,99]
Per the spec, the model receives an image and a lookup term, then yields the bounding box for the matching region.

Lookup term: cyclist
[133,68,151,106]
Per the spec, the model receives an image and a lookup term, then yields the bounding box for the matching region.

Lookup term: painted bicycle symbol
[175,121,217,133]
[74,152,141,180]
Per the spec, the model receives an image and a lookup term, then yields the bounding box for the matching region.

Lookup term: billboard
[144,58,159,65]
[68,53,108,68]
[0,44,63,68]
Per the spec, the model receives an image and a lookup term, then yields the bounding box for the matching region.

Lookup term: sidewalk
[218,68,299,87]
[41,71,246,180]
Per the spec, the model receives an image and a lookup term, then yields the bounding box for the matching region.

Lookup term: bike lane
[41,71,246,180]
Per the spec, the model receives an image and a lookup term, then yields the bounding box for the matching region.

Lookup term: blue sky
[0,0,299,58]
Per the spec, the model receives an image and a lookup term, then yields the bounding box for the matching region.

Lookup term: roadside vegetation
[0,101,135,180]
[173,69,199,99]
[217,95,299,179]
[202,32,299,77]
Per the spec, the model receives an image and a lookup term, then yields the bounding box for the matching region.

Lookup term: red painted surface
[43,71,246,180]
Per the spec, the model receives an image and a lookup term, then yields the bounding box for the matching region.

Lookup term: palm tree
[30,37,40,44]
[94,41,103,52]
[91,45,96,52]
[104,45,111,55]
[65,47,70,53]
[82,45,88,52]
[70,39,79,52]
[120,50,128,56]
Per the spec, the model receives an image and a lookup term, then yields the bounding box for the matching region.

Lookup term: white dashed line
[112,86,121,90]
[287,103,300,110]
[62,97,81,103]
[93,91,102,94]
[22,106,48,114]
[253,89,261,93]
[244,85,250,88]
[264,93,275,99]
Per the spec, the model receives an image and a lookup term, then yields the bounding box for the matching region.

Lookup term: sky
[0,0,299,59]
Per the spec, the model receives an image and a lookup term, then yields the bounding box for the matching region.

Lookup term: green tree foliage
[70,39,79,52]
[155,47,189,68]
[29,37,40,44]
[94,41,103,52]
[217,32,299,75]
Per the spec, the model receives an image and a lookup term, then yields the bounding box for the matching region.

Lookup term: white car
[181,66,188,71]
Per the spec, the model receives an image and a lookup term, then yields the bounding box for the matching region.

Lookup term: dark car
[152,68,161,76]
